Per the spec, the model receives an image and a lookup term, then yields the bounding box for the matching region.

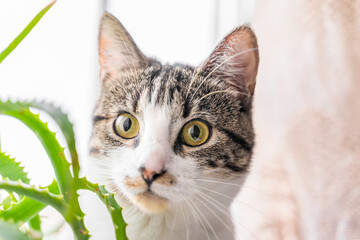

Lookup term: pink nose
[139,167,166,186]
[142,168,159,179]
[139,148,168,186]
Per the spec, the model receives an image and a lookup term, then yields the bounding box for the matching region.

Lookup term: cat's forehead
[138,63,194,113]
[99,62,238,122]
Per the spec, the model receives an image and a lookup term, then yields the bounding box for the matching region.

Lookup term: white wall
[0,0,255,239]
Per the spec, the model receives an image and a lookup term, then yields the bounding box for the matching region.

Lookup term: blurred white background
[0,0,256,239]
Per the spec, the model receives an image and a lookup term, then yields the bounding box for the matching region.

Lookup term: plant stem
[77,178,128,240]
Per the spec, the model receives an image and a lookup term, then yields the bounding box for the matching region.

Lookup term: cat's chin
[133,192,169,214]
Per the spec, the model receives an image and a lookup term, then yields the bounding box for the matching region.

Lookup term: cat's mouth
[134,191,169,214]
[123,175,175,214]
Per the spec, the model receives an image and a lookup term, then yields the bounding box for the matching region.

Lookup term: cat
[235,0,360,239]
[89,12,259,240]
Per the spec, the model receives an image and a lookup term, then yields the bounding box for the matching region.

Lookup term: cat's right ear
[198,26,259,99]
[98,12,148,80]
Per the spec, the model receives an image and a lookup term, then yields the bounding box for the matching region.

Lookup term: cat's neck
[117,194,235,240]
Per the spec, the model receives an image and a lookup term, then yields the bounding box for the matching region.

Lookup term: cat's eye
[114,113,139,139]
[182,120,210,147]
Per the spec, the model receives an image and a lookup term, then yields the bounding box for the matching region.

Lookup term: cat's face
[89,12,259,214]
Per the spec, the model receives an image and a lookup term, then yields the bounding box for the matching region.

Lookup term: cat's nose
[139,167,166,187]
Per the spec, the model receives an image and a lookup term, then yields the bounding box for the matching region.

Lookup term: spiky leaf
[0,100,73,203]
[29,101,79,179]
[0,180,59,227]
[0,196,45,225]
[0,151,29,184]
[77,177,128,240]
[0,151,42,232]
[0,179,64,213]
[0,196,13,210]
[0,101,90,239]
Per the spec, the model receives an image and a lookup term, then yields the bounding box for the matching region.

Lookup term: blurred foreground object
[237,1,360,239]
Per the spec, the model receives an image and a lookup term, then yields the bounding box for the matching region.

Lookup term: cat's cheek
[151,185,181,206]
[156,157,198,201]
[112,177,142,207]
[110,168,140,199]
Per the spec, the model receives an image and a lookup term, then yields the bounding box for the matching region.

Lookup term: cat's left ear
[98,12,148,78]
[199,26,259,97]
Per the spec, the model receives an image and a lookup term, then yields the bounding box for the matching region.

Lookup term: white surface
[0,0,255,239]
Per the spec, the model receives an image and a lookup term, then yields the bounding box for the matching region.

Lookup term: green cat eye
[114,113,139,139]
[182,120,210,147]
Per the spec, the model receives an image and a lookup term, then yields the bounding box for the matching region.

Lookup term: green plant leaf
[0,180,59,226]
[98,185,127,240]
[0,180,91,239]
[0,179,78,239]
[0,101,90,240]
[0,196,13,210]
[0,0,56,64]
[28,215,42,234]
[0,179,64,213]
[30,101,79,180]
[77,178,128,240]
[0,219,32,240]
[0,100,73,204]
[0,151,44,233]
[0,196,45,225]
[0,151,29,184]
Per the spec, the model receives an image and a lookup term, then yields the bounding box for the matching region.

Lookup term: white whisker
[197,185,266,217]
[184,194,210,240]
[189,187,258,240]
[194,178,273,198]
[187,194,215,240]
[171,203,179,232]
[179,194,190,240]
[191,192,235,239]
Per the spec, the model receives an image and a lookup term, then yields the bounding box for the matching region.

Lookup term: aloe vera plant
[0,1,127,239]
